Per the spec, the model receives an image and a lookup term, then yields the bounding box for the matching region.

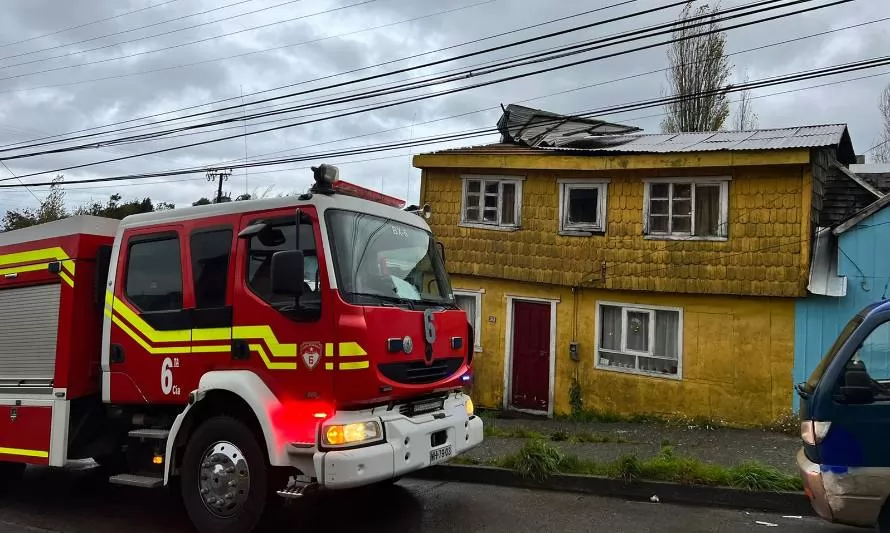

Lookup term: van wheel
[180,416,271,533]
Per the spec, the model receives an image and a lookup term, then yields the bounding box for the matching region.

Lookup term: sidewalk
[463,411,800,474]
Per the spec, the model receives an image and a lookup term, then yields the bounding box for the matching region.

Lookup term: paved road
[0,463,863,533]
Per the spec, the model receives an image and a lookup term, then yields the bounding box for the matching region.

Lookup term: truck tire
[180,416,273,533]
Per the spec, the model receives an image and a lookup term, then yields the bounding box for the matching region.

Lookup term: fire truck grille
[378,357,463,385]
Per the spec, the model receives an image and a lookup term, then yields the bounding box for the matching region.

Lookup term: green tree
[2,175,68,231]
[74,193,154,219]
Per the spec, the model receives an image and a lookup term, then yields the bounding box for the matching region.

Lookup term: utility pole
[206,168,232,203]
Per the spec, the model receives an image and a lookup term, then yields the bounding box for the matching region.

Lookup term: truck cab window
[190,229,233,309]
[246,219,320,308]
[125,236,183,312]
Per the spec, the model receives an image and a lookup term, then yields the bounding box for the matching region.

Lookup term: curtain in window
[501,183,516,225]
[625,311,650,352]
[694,185,720,236]
[655,310,679,359]
[600,305,622,351]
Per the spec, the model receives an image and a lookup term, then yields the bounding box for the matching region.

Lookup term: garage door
[0,284,60,382]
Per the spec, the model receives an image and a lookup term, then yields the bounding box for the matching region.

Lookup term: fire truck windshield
[326,209,454,307]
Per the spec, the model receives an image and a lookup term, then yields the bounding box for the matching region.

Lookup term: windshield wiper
[346,291,415,310]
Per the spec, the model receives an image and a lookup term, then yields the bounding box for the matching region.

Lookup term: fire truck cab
[0,165,482,533]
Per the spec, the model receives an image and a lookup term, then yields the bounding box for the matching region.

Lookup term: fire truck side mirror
[271,250,305,297]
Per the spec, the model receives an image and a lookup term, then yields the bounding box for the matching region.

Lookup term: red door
[510,301,551,412]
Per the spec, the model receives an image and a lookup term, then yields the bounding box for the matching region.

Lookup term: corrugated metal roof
[496,104,641,147]
[428,124,855,161]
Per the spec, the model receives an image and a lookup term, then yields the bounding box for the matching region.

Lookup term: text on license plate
[430,445,453,463]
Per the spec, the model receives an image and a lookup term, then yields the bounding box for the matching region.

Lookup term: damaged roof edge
[497,103,642,147]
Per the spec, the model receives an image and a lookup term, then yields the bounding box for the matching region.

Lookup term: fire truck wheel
[180,416,271,533]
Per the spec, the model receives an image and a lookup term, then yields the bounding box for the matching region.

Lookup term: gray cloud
[0,0,887,216]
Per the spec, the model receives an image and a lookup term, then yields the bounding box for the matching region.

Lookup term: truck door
[232,207,333,441]
[107,225,190,404]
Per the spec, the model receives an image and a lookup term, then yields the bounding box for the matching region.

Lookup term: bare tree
[661,1,732,133]
[733,70,758,131]
[875,84,890,163]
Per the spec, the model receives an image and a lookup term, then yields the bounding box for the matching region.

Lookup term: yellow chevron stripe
[233,325,296,357]
[191,345,231,354]
[249,343,296,370]
[325,343,334,357]
[338,342,367,357]
[59,272,74,288]
[111,315,190,355]
[339,361,370,370]
[0,447,48,458]
[111,296,190,343]
[325,362,334,370]
[0,247,75,278]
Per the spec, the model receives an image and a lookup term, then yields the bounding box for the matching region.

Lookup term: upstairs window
[461,176,523,229]
[558,180,608,234]
[644,179,729,239]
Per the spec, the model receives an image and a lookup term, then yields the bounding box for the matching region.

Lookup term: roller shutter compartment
[0,284,61,382]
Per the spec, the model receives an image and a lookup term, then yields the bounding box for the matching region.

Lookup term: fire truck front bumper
[313,392,483,489]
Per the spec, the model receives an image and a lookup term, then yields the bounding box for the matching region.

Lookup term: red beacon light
[309,163,429,215]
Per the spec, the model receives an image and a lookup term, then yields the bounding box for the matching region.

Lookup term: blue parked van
[797,300,890,531]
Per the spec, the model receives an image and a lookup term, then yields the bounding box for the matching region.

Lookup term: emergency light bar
[309,163,419,212]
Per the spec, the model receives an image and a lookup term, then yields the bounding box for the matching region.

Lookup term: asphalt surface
[0,463,862,533]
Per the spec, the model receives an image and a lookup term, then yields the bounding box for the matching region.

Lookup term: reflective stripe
[339,342,367,357]
[339,361,370,370]
[0,447,48,458]
[248,343,297,370]
[105,292,369,371]
[0,247,75,285]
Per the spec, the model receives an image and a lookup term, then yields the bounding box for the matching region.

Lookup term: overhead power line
[3,53,887,189]
[0,0,259,64]
[0,0,849,168]
[0,0,641,151]
[0,0,183,49]
[0,0,808,156]
[0,0,377,83]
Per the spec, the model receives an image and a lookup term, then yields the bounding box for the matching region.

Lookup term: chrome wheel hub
[198,441,250,518]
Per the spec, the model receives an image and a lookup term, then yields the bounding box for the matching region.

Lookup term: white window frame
[453,289,484,352]
[460,175,524,231]
[642,177,730,241]
[595,301,684,381]
[558,178,609,235]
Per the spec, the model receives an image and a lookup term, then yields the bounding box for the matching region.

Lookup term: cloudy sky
[0,0,886,214]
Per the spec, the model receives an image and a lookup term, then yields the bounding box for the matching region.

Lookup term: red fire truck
[0,164,482,533]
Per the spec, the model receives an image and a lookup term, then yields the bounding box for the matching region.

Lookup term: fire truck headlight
[322,421,383,447]
[465,398,474,417]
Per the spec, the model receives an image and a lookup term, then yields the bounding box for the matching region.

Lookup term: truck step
[128,428,170,440]
[108,474,164,489]
[276,482,318,500]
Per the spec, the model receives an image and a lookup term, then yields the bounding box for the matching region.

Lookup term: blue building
[794,164,890,411]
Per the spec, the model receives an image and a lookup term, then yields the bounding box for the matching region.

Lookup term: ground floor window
[454,290,483,351]
[596,302,682,378]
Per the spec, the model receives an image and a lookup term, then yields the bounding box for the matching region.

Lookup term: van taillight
[801,420,831,445]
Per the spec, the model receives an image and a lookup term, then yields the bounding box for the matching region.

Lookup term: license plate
[429,445,453,464]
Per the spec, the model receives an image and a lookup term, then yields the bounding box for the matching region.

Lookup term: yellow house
[414,105,860,426]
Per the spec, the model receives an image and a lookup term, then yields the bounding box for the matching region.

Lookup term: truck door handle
[110,344,125,364]
[232,339,250,361]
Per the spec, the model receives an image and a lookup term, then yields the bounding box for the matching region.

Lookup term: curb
[407,464,815,516]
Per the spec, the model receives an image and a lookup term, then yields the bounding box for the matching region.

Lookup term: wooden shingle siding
[424,165,809,298]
